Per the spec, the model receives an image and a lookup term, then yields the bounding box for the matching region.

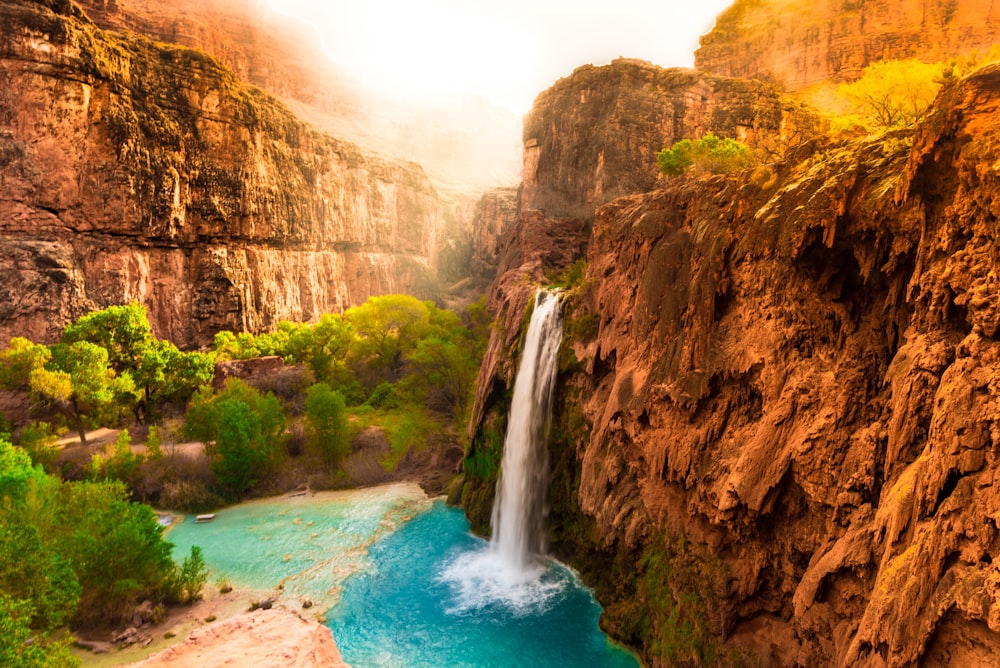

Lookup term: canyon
[5,0,1000,665]
[466,45,1000,668]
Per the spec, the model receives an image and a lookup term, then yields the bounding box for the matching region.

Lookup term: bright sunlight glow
[266,0,735,113]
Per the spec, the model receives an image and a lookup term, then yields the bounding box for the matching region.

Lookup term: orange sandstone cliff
[464,57,1000,666]
[0,0,441,347]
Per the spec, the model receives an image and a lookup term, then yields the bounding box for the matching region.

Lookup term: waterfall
[489,290,564,574]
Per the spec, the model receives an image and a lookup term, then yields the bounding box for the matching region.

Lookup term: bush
[366,382,399,409]
[657,133,754,177]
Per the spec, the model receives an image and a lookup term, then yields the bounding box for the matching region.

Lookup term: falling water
[490,290,564,574]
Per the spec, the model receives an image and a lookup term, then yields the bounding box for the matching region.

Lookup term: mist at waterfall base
[167,292,636,666]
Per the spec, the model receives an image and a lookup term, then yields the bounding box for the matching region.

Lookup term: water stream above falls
[166,485,637,667]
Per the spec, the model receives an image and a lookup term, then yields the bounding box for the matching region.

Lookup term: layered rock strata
[696,0,1000,91]
[73,0,522,192]
[0,0,440,347]
[467,59,1000,665]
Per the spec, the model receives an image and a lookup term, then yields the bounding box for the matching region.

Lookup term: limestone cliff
[696,0,1000,91]
[467,58,1000,665]
[0,0,441,347]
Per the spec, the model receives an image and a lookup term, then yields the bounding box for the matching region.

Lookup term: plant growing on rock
[837,58,945,131]
[657,132,754,177]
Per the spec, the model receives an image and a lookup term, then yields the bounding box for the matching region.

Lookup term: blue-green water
[167,485,637,668]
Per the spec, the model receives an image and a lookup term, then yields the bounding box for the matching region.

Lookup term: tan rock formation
[127,609,350,668]
[467,56,1000,666]
[0,0,441,347]
[696,0,1000,90]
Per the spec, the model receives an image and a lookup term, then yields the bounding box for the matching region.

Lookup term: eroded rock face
[522,58,821,219]
[127,609,350,668]
[696,0,1000,90]
[469,187,518,280]
[469,61,1000,666]
[72,0,522,192]
[0,0,440,347]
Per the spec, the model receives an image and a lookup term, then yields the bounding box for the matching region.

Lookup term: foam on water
[437,545,566,616]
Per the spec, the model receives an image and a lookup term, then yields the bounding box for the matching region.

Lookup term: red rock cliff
[467,58,1000,666]
[696,0,1000,90]
[0,0,441,347]
[72,0,521,192]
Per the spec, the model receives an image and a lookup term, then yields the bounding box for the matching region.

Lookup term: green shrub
[657,132,754,177]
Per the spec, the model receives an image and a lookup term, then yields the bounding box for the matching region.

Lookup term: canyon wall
[466,58,1000,665]
[72,0,522,192]
[0,0,441,348]
[521,58,821,220]
[695,0,1000,90]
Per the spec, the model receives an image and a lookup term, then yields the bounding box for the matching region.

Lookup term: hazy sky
[266,0,735,113]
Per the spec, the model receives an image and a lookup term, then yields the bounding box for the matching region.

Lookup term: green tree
[62,304,212,423]
[284,314,356,387]
[210,398,269,499]
[656,132,754,177]
[0,523,80,632]
[838,58,944,130]
[304,383,349,464]
[36,342,124,444]
[345,295,431,387]
[61,303,153,374]
[174,545,208,604]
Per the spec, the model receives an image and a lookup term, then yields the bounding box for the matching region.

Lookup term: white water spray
[489,290,564,574]
[437,290,565,613]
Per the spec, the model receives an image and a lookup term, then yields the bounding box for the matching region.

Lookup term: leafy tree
[0,523,80,632]
[62,304,211,423]
[838,58,945,130]
[657,133,754,177]
[174,545,208,603]
[37,342,125,444]
[210,398,269,499]
[284,314,356,387]
[0,338,51,391]
[345,295,431,387]
[61,303,153,373]
[304,383,349,464]
[402,306,480,417]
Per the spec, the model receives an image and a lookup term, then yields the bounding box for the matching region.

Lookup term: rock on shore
[127,609,350,668]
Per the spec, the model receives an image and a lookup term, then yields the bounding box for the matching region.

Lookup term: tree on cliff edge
[838,59,944,130]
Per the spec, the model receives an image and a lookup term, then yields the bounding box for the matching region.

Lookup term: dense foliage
[0,437,206,657]
[656,132,754,177]
[0,304,212,443]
